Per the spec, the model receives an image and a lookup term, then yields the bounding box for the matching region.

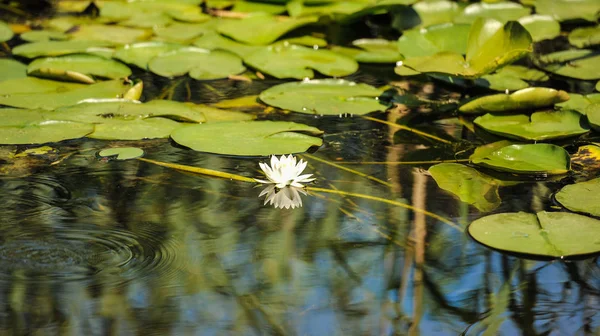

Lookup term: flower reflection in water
[258,185,307,209]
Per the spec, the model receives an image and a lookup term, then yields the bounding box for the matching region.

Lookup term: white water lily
[259,185,306,209]
[255,154,315,188]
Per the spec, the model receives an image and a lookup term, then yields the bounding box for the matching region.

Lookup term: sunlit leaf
[170,121,323,156]
[27,54,132,83]
[459,88,569,114]
[217,14,318,45]
[556,177,600,217]
[69,24,152,45]
[429,163,501,212]
[518,15,561,42]
[13,40,114,58]
[397,23,471,58]
[570,144,600,170]
[259,79,384,115]
[98,147,144,160]
[556,93,600,114]
[89,118,181,140]
[153,22,215,43]
[0,117,94,145]
[148,47,246,80]
[534,0,600,22]
[192,31,259,58]
[113,42,183,70]
[539,49,600,80]
[0,21,13,43]
[20,30,69,42]
[470,141,570,175]
[585,103,600,130]
[455,1,531,24]
[244,44,358,79]
[0,77,85,95]
[569,25,600,48]
[412,0,462,27]
[0,59,27,82]
[331,38,402,63]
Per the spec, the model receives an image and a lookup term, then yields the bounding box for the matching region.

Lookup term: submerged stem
[137,157,256,183]
[362,116,452,144]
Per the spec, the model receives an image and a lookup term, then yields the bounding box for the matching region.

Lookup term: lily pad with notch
[170,121,323,156]
[148,47,246,80]
[555,177,600,217]
[113,42,183,70]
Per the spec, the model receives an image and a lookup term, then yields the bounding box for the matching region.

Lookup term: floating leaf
[148,47,246,80]
[20,30,69,42]
[455,2,531,24]
[469,211,600,257]
[0,79,132,110]
[89,118,181,140]
[217,14,318,45]
[495,65,549,82]
[569,25,600,48]
[0,119,94,145]
[153,22,214,43]
[0,21,13,43]
[470,142,570,175]
[0,77,85,95]
[27,54,132,83]
[233,1,286,14]
[412,0,461,27]
[0,59,27,82]
[113,42,183,70]
[397,23,471,58]
[477,74,529,92]
[192,31,259,58]
[69,24,151,45]
[556,177,600,217]
[331,38,402,63]
[13,40,114,58]
[395,18,532,79]
[539,49,600,80]
[570,144,600,170]
[534,0,600,22]
[585,103,600,130]
[259,79,384,115]
[244,44,358,79]
[170,121,323,156]
[429,163,501,212]
[185,104,254,122]
[518,15,560,42]
[459,88,569,114]
[98,147,145,160]
[556,93,600,114]
[474,110,589,141]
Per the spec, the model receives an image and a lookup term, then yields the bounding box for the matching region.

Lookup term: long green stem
[137,157,256,183]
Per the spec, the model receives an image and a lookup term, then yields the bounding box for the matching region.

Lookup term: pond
[0,0,599,335]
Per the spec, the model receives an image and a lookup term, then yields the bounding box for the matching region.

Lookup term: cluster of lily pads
[0,0,600,258]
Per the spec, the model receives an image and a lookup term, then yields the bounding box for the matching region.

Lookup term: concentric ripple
[0,225,180,284]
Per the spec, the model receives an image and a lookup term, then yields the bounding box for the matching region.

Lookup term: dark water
[0,73,598,336]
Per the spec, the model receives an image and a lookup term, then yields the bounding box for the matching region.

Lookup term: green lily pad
[185,104,254,122]
[0,119,94,145]
[469,211,600,258]
[89,118,182,140]
[555,177,600,217]
[569,25,600,48]
[585,103,600,130]
[0,79,132,110]
[397,23,471,58]
[429,163,501,212]
[69,24,152,45]
[192,31,259,58]
[474,110,589,141]
[20,30,69,42]
[233,1,287,14]
[556,93,600,114]
[113,42,183,70]
[244,44,358,79]
[459,88,570,114]
[27,54,132,83]
[170,121,323,156]
[13,40,115,59]
[0,59,27,82]
[153,22,214,43]
[534,0,600,22]
[597,81,600,92]
[98,147,145,160]
[259,79,384,115]
[477,74,529,92]
[331,39,402,63]
[538,49,600,80]
[120,12,173,29]
[495,65,549,82]
[0,21,13,43]
[470,141,570,175]
[411,0,462,27]
[455,1,531,24]
[395,18,532,79]
[286,1,367,18]
[0,77,85,95]
[148,47,246,80]
[518,15,560,42]
[217,14,318,45]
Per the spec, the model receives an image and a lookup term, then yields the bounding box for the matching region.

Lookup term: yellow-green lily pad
[113,42,183,70]
[534,0,600,22]
[89,118,182,140]
[27,54,132,83]
[455,2,531,24]
[259,79,384,115]
[217,14,318,45]
[192,31,259,58]
[518,15,561,42]
[539,49,600,80]
[331,38,402,63]
[0,21,13,43]
[0,59,27,82]
[569,25,600,48]
[20,30,69,42]
[170,121,323,156]
[98,147,144,160]
[13,40,114,59]
[69,24,151,45]
[397,23,471,58]
[459,87,570,114]
[0,118,94,145]
[148,47,246,80]
[556,177,600,217]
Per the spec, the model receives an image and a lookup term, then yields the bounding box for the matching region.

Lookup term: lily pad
[411,0,461,28]
[474,110,589,141]
[0,77,85,95]
[555,177,600,217]
[0,59,27,82]
[20,30,69,42]
[495,65,549,82]
[518,15,561,42]
[539,49,600,80]
[217,14,318,45]
[244,44,358,79]
[455,2,531,24]
[459,88,570,114]
[585,103,600,130]
[534,0,600,22]
[153,22,214,43]
[469,211,600,257]
[98,147,145,160]
[0,119,94,145]
[477,74,529,92]
[170,121,323,156]
[397,23,471,58]
[470,141,570,175]
[569,26,600,48]
[13,40,114,59]
[259,79,384,115]
[556,93,600,114]
[89,118,182,140]
[395,18,532,79]
[0,21,13,43]
[69,24,152,45]
[192,31,259,58]
[27,54,132,83]
[113,42,183,70]
[331,38,402,63]
[0,79,132,110]
[148,47,246,80]
[429,163,501,212]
